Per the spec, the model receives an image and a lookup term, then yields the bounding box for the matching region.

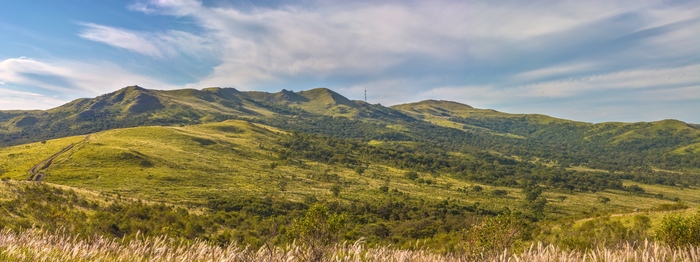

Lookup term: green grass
[1,120,698,220]
[0,136,86,179]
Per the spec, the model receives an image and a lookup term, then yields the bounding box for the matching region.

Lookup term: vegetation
[1,229,699,262]
[0,86,699,259]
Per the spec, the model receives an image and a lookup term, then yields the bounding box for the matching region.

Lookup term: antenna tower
[364,89,367,103]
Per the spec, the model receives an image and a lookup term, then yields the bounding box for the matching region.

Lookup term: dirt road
[28,135,90,181]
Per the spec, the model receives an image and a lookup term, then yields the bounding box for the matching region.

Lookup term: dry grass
[1,229,698,262]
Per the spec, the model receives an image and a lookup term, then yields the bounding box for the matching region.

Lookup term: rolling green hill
[0,86,414,147]
[391,100,700,172]
[1,87,700,254]
[1,86,698,174]
[0,119,698,252]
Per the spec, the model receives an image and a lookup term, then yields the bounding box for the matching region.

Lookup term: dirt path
[28,135,90,181]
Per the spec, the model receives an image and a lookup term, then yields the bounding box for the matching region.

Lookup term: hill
[1,86,700,254]
[0,86,415,147]
[392,100,700,172]
[2,86,699,174]
[2,120,700,249]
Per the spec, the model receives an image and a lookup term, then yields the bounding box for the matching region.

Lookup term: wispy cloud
[78,23,214,59]
[511,62,598,82]
[0,57,173,99]
[419,64,700,103]
[79,23,165,57]
[523,64,700,98]
[0,87,67,110]
[123,0,699,85]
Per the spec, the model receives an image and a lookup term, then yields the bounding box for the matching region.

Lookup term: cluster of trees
[276,132,695,192]
[0,181,499,250]
[1,181,698,256]
[450,116,700,171]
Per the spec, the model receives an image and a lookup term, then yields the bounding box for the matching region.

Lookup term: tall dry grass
[0,228,698,262]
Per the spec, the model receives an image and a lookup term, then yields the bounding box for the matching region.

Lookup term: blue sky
[1,0,698,123]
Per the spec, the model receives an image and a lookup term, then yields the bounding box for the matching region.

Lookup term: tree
[523,186,543,202]
[405,171,419,180]
[655,209,700,247]
[470,185,483,195]
[491,189,508,197]
[290,204,347,261]
[330,185,341,197]
[463,212,523,256]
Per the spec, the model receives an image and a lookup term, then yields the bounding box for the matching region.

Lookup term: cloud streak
[0,87,67,110]
[78,23,215,59]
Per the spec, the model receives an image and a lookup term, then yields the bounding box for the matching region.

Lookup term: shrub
[289,203,347,261]
[405,171,419,180]
[655,208,700,247]
[462,212,523,256]
[491,189,508,197]
[330,185,341,197]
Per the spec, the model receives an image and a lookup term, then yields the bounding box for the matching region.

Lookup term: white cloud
[638,85,700,102]
[0,88,68,110]
[0,57,174,97]
[523,64,700,98]
[416,64,700,110]
[79,23,165,58]
[118,0,699,90]
[512,62,598,82]
[78,23,214,59]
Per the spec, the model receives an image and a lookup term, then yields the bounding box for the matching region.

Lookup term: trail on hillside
[28,136,90,181]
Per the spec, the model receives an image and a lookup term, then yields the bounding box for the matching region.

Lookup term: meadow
[1,118,699,258]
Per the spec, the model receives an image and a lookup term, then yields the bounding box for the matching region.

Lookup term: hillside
[2,120,700,249]
[4,119,696,210]
[392,100,700,172]
[1,86,700,255]
[2,86,699,174]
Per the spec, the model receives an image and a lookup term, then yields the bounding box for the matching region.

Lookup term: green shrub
[655,208,700,247]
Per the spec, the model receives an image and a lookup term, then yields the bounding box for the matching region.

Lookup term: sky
[0,0,698,123]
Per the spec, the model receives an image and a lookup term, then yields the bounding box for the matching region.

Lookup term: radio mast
[364,89,367,103]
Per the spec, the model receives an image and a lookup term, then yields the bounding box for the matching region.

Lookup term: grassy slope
[1,120,698,219]
[0,136,86,178]
[391,100,574,138]
[392,100,700,158]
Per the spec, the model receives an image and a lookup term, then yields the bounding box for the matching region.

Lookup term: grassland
[1,120,698,219]
[1,87,700,258]
[0,120,699,257]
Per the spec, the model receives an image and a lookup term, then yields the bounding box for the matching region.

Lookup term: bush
[655,208,700,247]
[405,171,419,180]
[491,189,508,197]
[289,204,347,261]
[330,185,341,197]
[462,212,523,256]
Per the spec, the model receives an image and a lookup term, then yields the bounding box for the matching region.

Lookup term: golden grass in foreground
[1,229,698,262]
